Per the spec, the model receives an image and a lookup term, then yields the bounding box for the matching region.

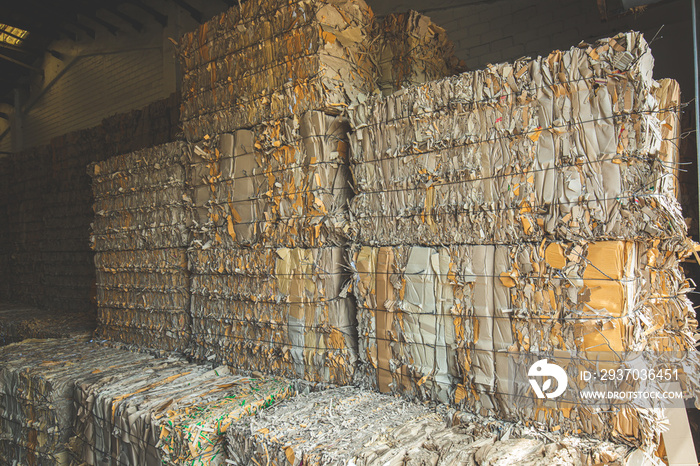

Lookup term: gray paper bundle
[348,32,684,246]
[178,0,376,141]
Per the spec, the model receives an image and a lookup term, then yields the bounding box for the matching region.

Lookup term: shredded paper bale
[376,10,464,95]
[178,0,376,141]
[226,386,638,465]
[348,32,685,245]
[89,142,193,352]
[0,339,152,465]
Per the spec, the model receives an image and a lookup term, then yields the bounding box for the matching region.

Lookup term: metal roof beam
[78,11,120,35]
[171,0,203,23]
[0,52,41,72]
[101,6,144,32]
[126,0,168,27]
[23,0,96,38]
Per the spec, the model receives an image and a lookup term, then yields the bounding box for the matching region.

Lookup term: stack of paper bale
[181,1,468,385]
[348,31,694,447]
[375,10,464,95]
[4,147,49,307]
[0,339,153,465]
[0,337,291,465]
[178,0,376,142]
[187,118,356,384]
[42,134,98,314]
[181,0,376,385]
[71,360,291,465]
[227,386,636,465]
[89,142,192,352]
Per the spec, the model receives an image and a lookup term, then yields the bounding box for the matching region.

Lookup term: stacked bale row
[3,147,50,307]
[43,133,100,314]
[187,114,356,384]
[0,95,180,316]
[178,0,376,142]
[0,156,9,299]
[348,32,693,447]
[0,338,291,465]
[89,142,192,352]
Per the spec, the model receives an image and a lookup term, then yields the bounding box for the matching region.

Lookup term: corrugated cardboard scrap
[88,142,193,352]
[375,10,465,95]
[178,0,376,141]
[227,386,639,466]
[348,31,697,450]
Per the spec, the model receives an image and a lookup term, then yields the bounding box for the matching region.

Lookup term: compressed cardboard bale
[189,246,356,384]
[496,240,696,356]
[72,362,291,466]
[350,241,697,446]
[190,111,351,249]
[89,143,193,352]
[0,339,154,465]
[178,0,376,141]
[376,10,464,95]
[348,32,685,246]
[350,244,497,403]
[88,142,191,252]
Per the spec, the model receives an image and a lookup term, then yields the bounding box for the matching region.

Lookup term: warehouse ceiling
[0,0,238,106]
[0,0,669,108]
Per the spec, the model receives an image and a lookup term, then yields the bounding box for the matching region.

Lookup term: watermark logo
[528,359,568,399]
